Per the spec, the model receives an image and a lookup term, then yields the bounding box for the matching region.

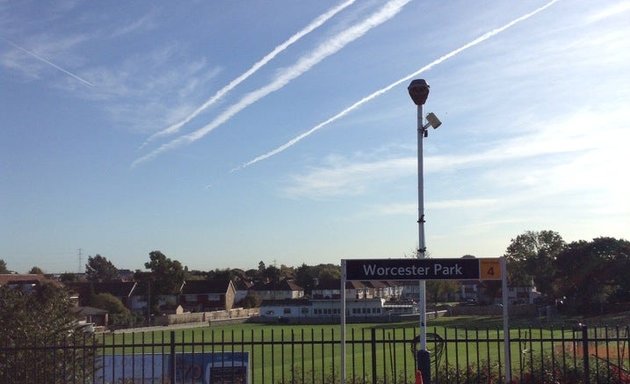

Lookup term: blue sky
[1,0,629,274]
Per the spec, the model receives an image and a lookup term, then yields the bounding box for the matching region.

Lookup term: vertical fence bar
[320,329,325,383]
[249,329,256,384]
[351,328,356,383]
[454,327,460,384]
[615,326,622,382]
[362,328,367,384]
[311,328,315,384]
[572,327,578,375]
[626,326,630,378]
[332,328,336,384]
[281,329,285,384]
[291,330,295,384]
[485,328,491,382]
[495,328,502,383]
[591,327,600,381]
[299,329,304,384]
[380,329,386,384]
[605,326,611,382]
[475,328,480,384]
[402,328,412,384]
[581,324,590,384]
[539,326,544,383]
[371,328,377,384]
[550,326,556,383]
[561,326,567,380]
[465,328,470,383]
[271,329,275,384]
[170,331,176,384]
[121,332,126,383]
[528,327,534,382]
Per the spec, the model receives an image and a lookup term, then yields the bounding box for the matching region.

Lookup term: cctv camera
[426,112,441,129]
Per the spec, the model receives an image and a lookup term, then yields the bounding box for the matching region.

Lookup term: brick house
[179,279,236,312]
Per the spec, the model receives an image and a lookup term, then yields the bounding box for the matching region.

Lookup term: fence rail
[1,324,629,383]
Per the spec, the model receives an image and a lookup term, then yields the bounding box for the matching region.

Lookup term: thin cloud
[111,11,158,38]
[235,0,561,171]
[1,37,94,87]
[282,107,611,201]
[283,157,415,199]
[140,0,357,149]
[586,1,630,23]
[132,0,411,167]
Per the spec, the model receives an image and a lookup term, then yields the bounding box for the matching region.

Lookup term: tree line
[504,231,630,314]
[2,230,629,315]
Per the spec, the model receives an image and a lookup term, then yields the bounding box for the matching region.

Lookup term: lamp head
[407,79,430,106]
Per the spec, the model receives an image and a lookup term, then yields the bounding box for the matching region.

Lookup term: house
[260,298,311,319]
[129,281,183,313]
[180,279,236,312]
[64,281,137,308]
[250,279,304,300]
[312,280,367,299]
[259,297,416,322]
[507,284,541,304]
[74,306,109,327]
[0,274,57,292]
[233,278,254,304]
[312,279,403,300]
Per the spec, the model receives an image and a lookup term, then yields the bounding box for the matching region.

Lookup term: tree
[295,264,318,294]
[91,293,133,326]
[504,230,565,296]
[207,268,236,281]
[59,272,78,283]
[28,266,44,274]
[279,264,295,280]
[238,292,262,308]
[554,237,630,314]
[0,283,97,382]
[144,251,185,295]
[316,263,341,281]
[262,264,281,283]
[85,254,119,282]
[0,259,9,274]
[426,280,460,304]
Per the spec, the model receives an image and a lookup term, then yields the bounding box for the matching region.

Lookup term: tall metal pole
[408,78,432,383]
[501,257,512,382]
[417,102,427,351]
[416,101,432,383]
[341,260,347,384]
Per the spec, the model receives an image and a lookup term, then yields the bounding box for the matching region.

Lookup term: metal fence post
[170,330,176,384]
[371,328,377,384]
[581,324,590,384]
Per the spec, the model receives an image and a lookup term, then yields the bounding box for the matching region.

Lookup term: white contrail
[132,0,411,168]
[140,0,357,149]
[235,0,561,171]
[1,37,95,87]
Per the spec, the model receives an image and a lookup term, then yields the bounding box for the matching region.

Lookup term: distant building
[180,279,236,312]
[64,281,137,308]
[250,279,304,300]
[259,297,416,321]
[0,274,59,292]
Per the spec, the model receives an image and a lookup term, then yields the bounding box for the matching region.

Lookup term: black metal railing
[1,324,628,383]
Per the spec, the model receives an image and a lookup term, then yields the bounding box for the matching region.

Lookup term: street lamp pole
[408,79,441,383]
